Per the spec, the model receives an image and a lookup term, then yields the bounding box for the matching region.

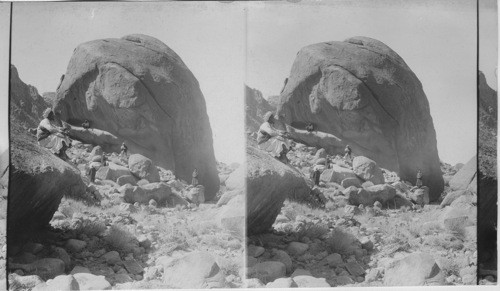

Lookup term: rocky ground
[245,142,491,287]
[6,141,244,290]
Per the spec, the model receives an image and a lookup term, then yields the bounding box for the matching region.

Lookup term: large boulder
[352,156,384,185]
[247,146,310,235]
[128,154,160,183]
[276,36,444,201]
[449,156,477,193]
[53,34,219,199]
[8,125,86,244]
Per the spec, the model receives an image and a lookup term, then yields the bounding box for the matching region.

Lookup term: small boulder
[186,185,205,204]
[341,177,362,188]
[287,242,309,256]
[216,189,242,207]
[96,162,131,182]
[271,249,293,274]
[128,154,160,183]
[90,146,103,157]
[266,277,297,288]
[116,175,137,186]
[65,239,87,253]
[352,156,385,185]
[320,165,358,184]
[32,275,79,291]
[8,274,43,290]
[73,273,111,290]
[160,252,223,288]
[348,184,396,206]
[410,186,430,206]
[249,261,286,283]
[314,148,327,160]
[384,253,444,286]
[247,245,265,258]
[292,275,331,288]
[102,251,121,265]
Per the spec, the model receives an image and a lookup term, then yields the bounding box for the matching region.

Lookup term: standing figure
[312,163,325,186]
[343,145,352,163]
[257,112,291,161]
[416,169,423,188]
[37,108,71,160]
[120,142,128,157]
[82,119,90,129]
[192,168,199,186]
[87,164,97,183]
[101,155,107,167]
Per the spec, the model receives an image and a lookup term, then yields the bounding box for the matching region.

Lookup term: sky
[0,0,498,166]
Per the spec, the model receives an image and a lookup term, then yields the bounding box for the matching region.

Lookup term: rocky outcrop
[247,145,310,235]
[276,36,443,201]
[10,65,50,129]
[53,34,219,200]
[478,70,497,271]
[245,85,274,133]
[449,156,476,193]
[8,124,86,243]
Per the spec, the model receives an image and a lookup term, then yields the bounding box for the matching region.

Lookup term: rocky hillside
[276,36,444,201]
[42,92,56,107]
[10,65,50,129]
[245,141,480,287]
[478,70,497,273]
[53,34,220,200]
[245,85,274,133]
[7,130,245,289]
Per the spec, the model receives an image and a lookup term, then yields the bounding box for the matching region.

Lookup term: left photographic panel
[0,2,10,290]
[5,2,245,289]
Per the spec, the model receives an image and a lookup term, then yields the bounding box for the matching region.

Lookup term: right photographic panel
[244,0,494,287]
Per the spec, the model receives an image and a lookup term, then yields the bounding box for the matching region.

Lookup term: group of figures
[256,111,424,188]
[35,107,202,187]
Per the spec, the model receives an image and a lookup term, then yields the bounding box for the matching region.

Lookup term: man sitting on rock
[277,144,290,164]
[305,123,315,132]
[257,111,291,163]
[37,108,71,160]
[82,119,90,129]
